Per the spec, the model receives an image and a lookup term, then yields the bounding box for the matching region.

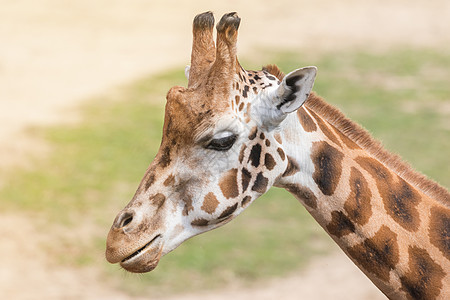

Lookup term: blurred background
[1,0,449,299]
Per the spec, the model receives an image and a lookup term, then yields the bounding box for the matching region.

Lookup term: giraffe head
[105,11,317,273]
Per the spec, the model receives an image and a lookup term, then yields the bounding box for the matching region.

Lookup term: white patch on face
[213,130,235,139]
[275,113,321,193]
[161,201,194,255]
[214,114,244,135]
[250,84,286,129]
[194,113,240,143]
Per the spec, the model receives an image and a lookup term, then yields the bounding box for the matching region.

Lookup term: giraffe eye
[206,134,237,151]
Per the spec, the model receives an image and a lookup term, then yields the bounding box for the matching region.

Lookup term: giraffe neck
[274,94,450,299]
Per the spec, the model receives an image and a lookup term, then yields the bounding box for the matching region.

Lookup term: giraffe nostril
[122,214,133,227]
[114,210,135,229]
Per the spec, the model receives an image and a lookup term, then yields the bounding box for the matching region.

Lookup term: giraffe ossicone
[106,11,450,299]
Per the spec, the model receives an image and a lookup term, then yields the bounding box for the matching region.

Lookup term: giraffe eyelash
[206,134,237,151]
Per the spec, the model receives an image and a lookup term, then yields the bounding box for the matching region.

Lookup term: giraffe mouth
[121,234,161,263]
[120,234,163,273]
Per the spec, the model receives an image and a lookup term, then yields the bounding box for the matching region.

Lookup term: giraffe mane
[305,93,450,205]
[262,64,449,204]
[262,64,285,81]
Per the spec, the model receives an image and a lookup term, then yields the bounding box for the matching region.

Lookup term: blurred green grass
[1,48,449,296]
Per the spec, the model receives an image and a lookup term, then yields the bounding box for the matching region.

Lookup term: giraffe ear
[253,66,317,128]
[275,66,317,113]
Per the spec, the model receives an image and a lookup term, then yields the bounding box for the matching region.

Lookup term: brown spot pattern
[150,193,166,209]
[347,225,399,282]
[248,127,257,140]
[248,144,262,167]
[285,184,317,209]
[218,203,238,219]
[144,173,156,191]
[326,210,356,238]
[202,192,219,214]
[191,218,209,226]
[356,156,390,180]
[239,144,247,163]
[243,85,250,98]
[264,153,276,171]
[297,108,317,132]
[241,196,252,207]
[265,139,270,147]
[219,168,239,199]
[311,141,344,196]
[356,156,421,232]
[241,168,252,192]
[344,167,372,226]
[283,156,300,177]
[163,174,175,186]
[429,206,450,261]
[400,246,445,300]
[159,146,172,168]
[252,172,268,194]
[277,147,285,161]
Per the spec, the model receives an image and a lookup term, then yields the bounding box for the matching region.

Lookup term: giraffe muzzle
[118,234,164,273]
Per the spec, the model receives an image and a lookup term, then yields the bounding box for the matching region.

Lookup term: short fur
[263,64,450,205]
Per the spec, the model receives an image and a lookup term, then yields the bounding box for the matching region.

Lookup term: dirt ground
[1,0,449,299]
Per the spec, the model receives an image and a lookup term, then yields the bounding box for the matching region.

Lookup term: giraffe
[106,12,450,299]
